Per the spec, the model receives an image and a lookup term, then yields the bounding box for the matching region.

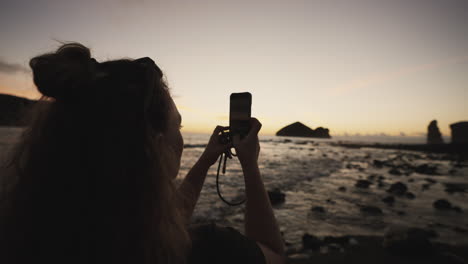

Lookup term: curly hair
[0,43,190,264]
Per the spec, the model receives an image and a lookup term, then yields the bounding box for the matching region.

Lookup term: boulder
[373,159,385,168]
[387,182,408,195]
[360,205,383,215]
[421,183,431,191]
[433,199,452,210]
[311,206,326,213]
[323,236,352,245]
[405,192,416,199]
[268,189,286,206]
[355,179,372,188]
[382,196,395,206]
[444,183,468,194]
[388,168,402,176]
[415,164,438,175]
[450,121,468,144]
[383,226,437,256]
[302,234,323,250]
[427,120,443,144]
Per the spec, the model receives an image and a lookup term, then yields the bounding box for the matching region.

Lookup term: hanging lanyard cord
[216,146,246,206]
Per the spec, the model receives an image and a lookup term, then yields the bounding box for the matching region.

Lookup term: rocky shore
[287,234,468,264]
[336,142,468,158]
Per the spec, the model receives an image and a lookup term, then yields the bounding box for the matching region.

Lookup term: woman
[0,43,284,264]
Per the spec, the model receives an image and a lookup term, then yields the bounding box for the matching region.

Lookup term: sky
[1,0,467,136]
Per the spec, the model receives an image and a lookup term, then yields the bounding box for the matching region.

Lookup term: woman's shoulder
[187,223,266,264]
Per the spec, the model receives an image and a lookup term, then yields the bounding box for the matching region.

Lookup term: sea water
[1,127,467,249]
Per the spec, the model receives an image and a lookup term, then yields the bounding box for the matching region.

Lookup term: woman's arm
[242,161,284,257]
[233,118,285,262]
[178,126,230,222]
[178,155,210,222]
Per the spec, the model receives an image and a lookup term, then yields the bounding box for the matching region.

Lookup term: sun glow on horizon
[1,1,467,137]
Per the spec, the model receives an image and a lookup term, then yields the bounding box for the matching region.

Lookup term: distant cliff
[0,94,37,126]
[276,122,331,138]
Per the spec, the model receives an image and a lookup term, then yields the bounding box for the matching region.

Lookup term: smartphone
[230,92,252,139]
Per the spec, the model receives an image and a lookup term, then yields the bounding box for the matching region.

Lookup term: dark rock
[389,168,402,176]
[338,186,346,192]
[452,206,462,213]
[408,178,414,182]
[415,164,438,175]
[360,205,383,215]
[444,183,468,194]
[311,206,326,213]
[355,179,372,188]
[378,175,385,180]
[325,199,335,204]
[383,226,435,256]
[433,199,452,210]
[405,192,416,199]
[276,122,331,138]
[373,159,385,168]
[427,120,444,144]
[424,178,437,184]
[323,236,351,245]
[397,211,406,216]
[450,121,468,144]
[268,189,285,206]
[302,234,323,250]
[382,196,395,206]
[387,182,408,195]
[422,184,431,191]
[326,243,343,252]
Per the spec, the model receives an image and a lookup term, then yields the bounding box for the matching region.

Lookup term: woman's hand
[232,118,262,167]
[199,125,231,166]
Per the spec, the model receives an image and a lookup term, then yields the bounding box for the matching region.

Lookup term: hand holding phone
[232,118,262,167]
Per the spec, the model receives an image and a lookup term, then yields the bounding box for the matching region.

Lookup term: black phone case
[229,92,252,139]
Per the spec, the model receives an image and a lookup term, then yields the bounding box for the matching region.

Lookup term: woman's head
[0,43,188,264]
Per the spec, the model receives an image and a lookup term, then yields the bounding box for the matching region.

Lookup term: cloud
[0,59,29,74]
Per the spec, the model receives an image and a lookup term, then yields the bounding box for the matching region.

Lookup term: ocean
[1,127,467,250]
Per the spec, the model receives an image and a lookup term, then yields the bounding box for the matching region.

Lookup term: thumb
[245,118,262,140]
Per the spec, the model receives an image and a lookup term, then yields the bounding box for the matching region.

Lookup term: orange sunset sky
[1,0,467,136]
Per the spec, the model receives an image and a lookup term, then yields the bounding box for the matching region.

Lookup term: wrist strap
[216,151,246,206]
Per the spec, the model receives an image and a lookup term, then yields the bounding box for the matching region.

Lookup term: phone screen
[230,92,252,138]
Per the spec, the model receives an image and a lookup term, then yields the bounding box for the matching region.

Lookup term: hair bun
[29,43,93,100]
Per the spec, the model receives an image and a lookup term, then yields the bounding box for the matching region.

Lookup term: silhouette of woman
[0,43,284,264]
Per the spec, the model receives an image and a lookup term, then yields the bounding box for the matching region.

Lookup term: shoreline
[335,142,468,157]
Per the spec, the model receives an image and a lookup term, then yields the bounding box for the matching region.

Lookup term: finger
[232,134,241,147]
[212,125,229,135]
[245,117,262,140]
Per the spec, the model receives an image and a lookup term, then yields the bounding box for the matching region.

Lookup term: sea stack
[450,122,468,144]
[427,120,443,144]
[276,122,331,138]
